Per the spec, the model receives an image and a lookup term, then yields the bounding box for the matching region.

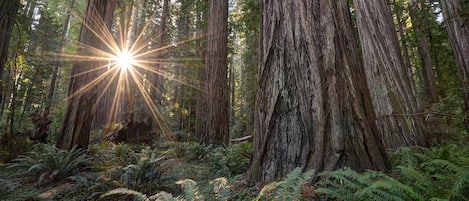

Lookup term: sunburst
[59,3,204,141]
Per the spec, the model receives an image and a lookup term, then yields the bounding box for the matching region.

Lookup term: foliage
[6,144,92,186]
[316,167,422,201]
[255,167,315,201]
[391,144,469,200]
[207,142,252,177]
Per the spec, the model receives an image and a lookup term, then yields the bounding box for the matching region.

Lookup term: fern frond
[176,179,203,201]
[100,188,148,201]
[254,181,283,201]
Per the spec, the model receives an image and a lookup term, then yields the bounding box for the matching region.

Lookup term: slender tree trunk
[194,0,207,140]
[200,0,229,145]
[353,0,428,148]
[392,0,419,105]
[410,0,438,104]
[439,0,469,132]
[43,0,75,119]
[250,0,390,184]
[152,0,169,106]
[0,0,19,109]
[57,0,116,150]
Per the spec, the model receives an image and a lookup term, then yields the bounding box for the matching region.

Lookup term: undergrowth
[2,142,469,200]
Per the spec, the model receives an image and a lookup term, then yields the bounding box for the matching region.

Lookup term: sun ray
[57,1,210,143]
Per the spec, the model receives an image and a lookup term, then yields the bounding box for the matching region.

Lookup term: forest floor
[0,141,255,201]
[2,139,469,200]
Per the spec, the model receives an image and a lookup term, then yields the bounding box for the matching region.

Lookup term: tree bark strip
[440,0,469,132]
[353,0,428,148]
[0,0,20,107]
[200,0,229,145]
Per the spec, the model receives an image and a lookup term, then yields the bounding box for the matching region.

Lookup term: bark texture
[201,0,229,145]
[440,0,469,132]
[0,0,19,105]
[353,0,428,148]
[57,0,116,150]
[250,0,390,184]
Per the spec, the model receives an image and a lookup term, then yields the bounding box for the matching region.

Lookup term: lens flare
[113,50,135,70]
[58,4,206,142]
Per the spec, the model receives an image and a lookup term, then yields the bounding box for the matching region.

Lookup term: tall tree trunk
[194,0,207,140]
[57,0,116,150]
[439,0,469,133]
[250,0,390,184]
[43,0,75,120]
[151,0,169,106]
[0,0,19,108]
[200,0,229,145]
[410,0,438,104]
[392,0,419,105]
[352,0,428,148]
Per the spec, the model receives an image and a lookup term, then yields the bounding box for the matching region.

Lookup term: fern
[316,167,423,201]
[210,177,229,201]
[392,144,469,200]
[6,144,92,185]
[100,188,150,201]
[176,179,204,201]
[255,167,315,201]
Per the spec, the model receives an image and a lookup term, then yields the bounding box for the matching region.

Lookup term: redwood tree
[250,0,390,184]
[200,0,229,145]
[57,0,116,150]
[0,0,19,105]
[353,0,428,148]
[440,0,469,132]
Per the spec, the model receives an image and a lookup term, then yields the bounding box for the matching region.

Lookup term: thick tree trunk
[440,0,469,133]
[200,0,229,145]
[0,0,19,107]
[353,0,428,148]
[57,0,116,150]
[250,0,390,184]
[410,0,438,104]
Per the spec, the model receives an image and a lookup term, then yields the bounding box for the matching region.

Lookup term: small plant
[316,167,423,201]
[208,143,252,177]
[255,167,315,201]
[391,144,469,200]
[6,144,92,186]
[101,178,205,201]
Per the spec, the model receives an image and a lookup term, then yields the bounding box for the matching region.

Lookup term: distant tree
[57,0,116,150]
[200,0,229,145]
[250,0,390,184]
[410,0,438,104]
[440,0,469,133]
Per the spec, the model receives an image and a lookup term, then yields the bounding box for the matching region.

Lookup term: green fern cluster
[316,168,422,201]
[207,142,252,177]
[6,144,92,186]
[392,144,469,200]
[101,178,217,201]
[115,147,168,194]
[255,167,315,201]
[315,144,469,201]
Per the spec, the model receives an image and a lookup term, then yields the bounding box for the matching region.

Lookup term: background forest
[0,0,469,200]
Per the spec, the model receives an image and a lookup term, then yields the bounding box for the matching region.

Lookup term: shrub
[255,167,315,201]
[6,144,92,186]
[208,143,252,177]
